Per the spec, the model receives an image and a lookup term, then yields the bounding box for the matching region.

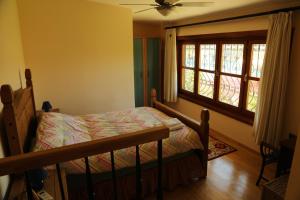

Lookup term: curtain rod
[165,5,300,29]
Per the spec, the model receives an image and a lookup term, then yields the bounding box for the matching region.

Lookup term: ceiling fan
[120,0,215,16]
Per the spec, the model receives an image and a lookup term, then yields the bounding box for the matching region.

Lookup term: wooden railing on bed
[0,126,169,176]
[0,126,169,200]
[0,69,209,200]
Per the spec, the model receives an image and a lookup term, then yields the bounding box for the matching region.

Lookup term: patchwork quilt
[34,107,203,174]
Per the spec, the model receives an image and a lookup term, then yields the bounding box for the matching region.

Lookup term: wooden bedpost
[0,70,39,156]
[149,88,210,178]
[25,69,32,88]
[200,109,209,177]
[151,88,157,107]
[25,69,37,118]
[0,85,23,155]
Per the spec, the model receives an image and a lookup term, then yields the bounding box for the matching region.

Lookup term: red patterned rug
[208,136,237,160]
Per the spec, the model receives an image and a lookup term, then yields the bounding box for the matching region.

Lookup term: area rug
[208,136,237,160]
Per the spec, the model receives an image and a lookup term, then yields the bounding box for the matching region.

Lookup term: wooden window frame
[181,43,197,93]
[177,31,267,125]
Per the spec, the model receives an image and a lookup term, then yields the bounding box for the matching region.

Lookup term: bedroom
[0,0,300,199]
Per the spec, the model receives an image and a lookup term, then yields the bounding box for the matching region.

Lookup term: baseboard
[209,129,259,155]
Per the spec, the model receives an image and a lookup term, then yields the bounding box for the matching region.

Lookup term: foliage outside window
[177,31,267,124]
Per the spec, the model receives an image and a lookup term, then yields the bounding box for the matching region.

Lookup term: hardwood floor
[149,135,276,200]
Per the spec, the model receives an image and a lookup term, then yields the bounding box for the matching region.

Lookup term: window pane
[219,75,241,107]
[182,68,194,92]
[247,80,259,112]
[182,44,195,68]
[198,72,214,99]
[250,44,266,78]
[221,44,244,75]
[199,44,216,71]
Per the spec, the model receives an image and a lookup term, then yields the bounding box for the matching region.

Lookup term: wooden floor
[148,134,276,200]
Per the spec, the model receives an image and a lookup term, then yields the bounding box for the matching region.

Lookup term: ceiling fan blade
[135,7,156,14]
[175,2,214,7]
[120,4,157,6]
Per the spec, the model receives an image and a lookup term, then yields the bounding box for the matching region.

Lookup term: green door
[133,38,144,107]
[147,38,161,103]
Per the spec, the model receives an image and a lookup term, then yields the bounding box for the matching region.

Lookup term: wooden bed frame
[151,89,209,176]
[0,69,209,176]
[1,69,37,156]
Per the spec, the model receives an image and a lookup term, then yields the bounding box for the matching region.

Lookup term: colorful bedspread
[34,107,203,174]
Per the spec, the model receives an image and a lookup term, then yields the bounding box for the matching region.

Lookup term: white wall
[17,0,135,115]
[0,0,25,198]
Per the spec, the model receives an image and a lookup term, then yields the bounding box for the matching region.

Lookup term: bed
[0,69,209,200]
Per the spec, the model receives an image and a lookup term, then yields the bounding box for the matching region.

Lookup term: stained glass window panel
[221,44,244,75]
[198,72,214,99]
[182,44,195,68]
[250,44,266,78]
[219,75,241,107]
[199,44,216,71]
[247,80,259,112]
[182,69,194,92]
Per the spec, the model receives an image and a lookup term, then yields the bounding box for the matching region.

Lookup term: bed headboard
[0,69,37,155]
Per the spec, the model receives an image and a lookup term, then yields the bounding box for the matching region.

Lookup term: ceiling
[91,0,298,22]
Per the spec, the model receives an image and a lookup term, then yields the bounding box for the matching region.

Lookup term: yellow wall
[0,0,25,93]
[0,0,25,198]
[176,16,268,36]
[17,0,135,115]
[167,12,300,152]
[133,22,163,38]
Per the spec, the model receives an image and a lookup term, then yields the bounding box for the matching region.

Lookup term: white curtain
[164,28,177,102]
[254,12,293,147]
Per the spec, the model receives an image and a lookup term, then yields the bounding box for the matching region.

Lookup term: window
[198,44,216,99]
[181,44,195,92]
[178,31,267,124]
[246,43,266,112]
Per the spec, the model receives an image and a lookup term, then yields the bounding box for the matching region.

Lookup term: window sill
[178,93,254,125]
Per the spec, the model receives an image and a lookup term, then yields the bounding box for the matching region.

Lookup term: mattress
[34,107,203,174]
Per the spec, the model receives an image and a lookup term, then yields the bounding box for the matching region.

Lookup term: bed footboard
[151,89,209,176]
